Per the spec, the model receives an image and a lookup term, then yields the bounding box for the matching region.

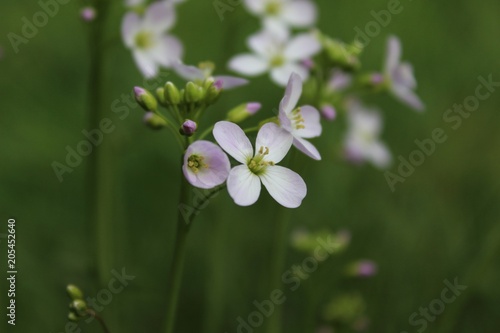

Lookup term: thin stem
[244,125,261,134]
[197,125,214,141]
[163,144,192,333]
[87,309,111,333]
[86,0,112,287]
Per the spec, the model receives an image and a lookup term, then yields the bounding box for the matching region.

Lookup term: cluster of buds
[317,32,363,72]
[66,284,89,322]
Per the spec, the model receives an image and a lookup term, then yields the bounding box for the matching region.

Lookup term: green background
[1,0,499,332]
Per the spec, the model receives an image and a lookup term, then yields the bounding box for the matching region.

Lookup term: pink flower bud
[81,7,96,22]
[181,119,197,136]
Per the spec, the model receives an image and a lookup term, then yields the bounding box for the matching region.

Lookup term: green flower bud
[70,299,88,317]
[204,80,222,105]
[318,34,361,71]
[68,311,80,322]
[227,103,262,123]
[134,87,158,111]
[156,87,166,105]
[185,82,203,103]
[143,112,168,130]
[164,82,180,105]
[66,284,84,300]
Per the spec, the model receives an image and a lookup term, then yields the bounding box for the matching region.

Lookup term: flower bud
[164,82,180,105]
[68,311,80,322]
[185,82,203,103]
[346,260,378,277]
[204,82,222,105]
[80,7,96,22]
[66,284,84,300]
[70,299,88,317]
[156,87,166,105]
[143,112,167,130]
[321,104,336,121]
[319,34,361,71]
[359,72,387,91]
[180,119,197,136]
[227,102,262,123]
[134,86,157,111]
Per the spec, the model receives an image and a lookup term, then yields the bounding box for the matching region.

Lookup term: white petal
[133,50,158,78]
[213,121,253,164]
[121,12,141,47]
[395,62,417,89]
[281,0,317,27]
[255,123,293,163]
[384,35,401,73]
[294,105,322,138]
[229,54,269,76]
[212,76,248,89]
[262,18,290,43]
[244,0,267,14]
[293,137,321,160]
[367,141,392,169]
[148,35,183,67]
[143,1,176,32]
[279,71,302,115]
[260,166,307,208]
[173,61,205,81]
[227,165,261,206]
[284,33,321,61]
[391,85,425,112]
[271,63,309,87]
[248,31,279,58]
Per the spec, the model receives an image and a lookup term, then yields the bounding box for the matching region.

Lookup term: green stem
[86,0,112,287]
[266,206,292,333]
[87,309,111,333]
[164,170,192,333]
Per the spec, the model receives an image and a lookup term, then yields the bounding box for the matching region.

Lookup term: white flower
[228,28,321,86]
[172,61,248,90]
[278,73,322,160]
[244,0,317,30]
[384,35,424,112]
[121,1,183,78]
[213,121,307,208]
[343,100,391,168]
[183,140,231,189]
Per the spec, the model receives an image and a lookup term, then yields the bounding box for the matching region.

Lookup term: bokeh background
[1,0,499,332]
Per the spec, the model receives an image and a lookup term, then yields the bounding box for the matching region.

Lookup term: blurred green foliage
[1,0,499,332]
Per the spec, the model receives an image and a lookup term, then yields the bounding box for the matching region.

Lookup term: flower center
[135,31,155,49]
[198,61,215,78]
[270,55,285,67]
[291,107,306,130]
[248,146,275,175]
[187,155,208,174]
[265,1,282,15]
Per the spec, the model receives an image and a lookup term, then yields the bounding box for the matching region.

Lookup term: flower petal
[366,141,392,169]
[148,35,183,67]
[255,123,293,163]
[227,165,261,206]
[213,121,253,164]
[262,18,290,43]
[391,85,425,112]
[133,50,158,78]
[281,0,317,27]
[121,12,141,47]
[279,72,303,115]
[384,35,401,73]
[229,54,269,76]
[183,140,230,189]
[294,105,322,138]
[173,61,205,81]
[271,63,309,87]
[283,33,321,61]
[143,1,176,32]
[293,137,321,160]
[213,76,249,89]
[248,30,280,58]
[260,166,307,208]
[244,0,266,14]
